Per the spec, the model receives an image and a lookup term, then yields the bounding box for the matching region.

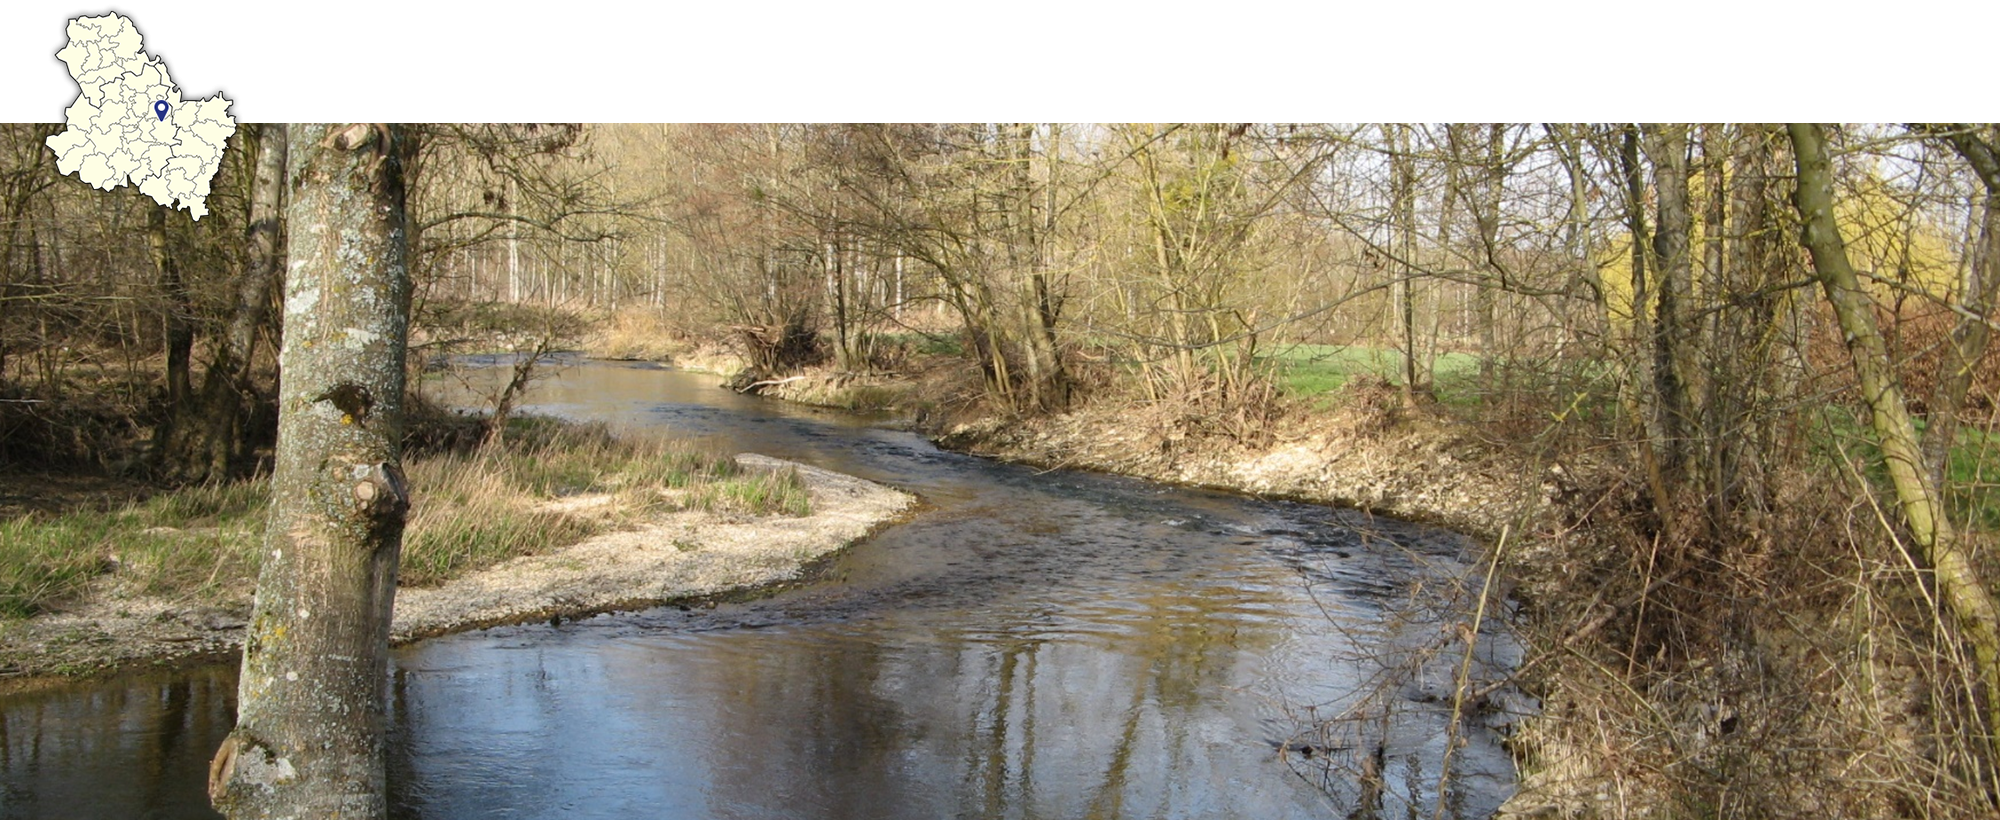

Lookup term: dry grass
[399,419,810,585]
[581,306,689,362]
[0,416,811,616]
[1497,446,2000,820]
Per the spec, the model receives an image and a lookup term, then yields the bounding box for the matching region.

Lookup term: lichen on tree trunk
[210,123,413,819]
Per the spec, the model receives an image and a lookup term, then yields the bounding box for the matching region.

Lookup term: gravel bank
[392,454,913,639]
[0,454,914,685]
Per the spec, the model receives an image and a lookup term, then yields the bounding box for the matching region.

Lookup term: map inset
[44,12,236,220]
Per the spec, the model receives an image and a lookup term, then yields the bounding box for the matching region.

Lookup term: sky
[0,0,1995,123]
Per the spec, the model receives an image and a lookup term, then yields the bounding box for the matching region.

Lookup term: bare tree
[1914,124,2000,490]
[159,123,287,481]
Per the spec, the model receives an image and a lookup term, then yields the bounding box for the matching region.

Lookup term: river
[0,358,1524,819]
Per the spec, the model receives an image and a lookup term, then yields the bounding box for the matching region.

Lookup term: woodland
[3,122,2000,817]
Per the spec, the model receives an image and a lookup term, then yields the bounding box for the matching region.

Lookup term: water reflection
[386,593,1323,819]
[0,360,1519,819]
[0,666,233,820]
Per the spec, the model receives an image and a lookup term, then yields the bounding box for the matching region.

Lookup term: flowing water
[0,358,1526,819]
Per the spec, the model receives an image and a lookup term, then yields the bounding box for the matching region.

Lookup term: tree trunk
[1619,125,1675,535]
[1472,125,1505,382]
[1030,265,1068,409]
[506,177,520,302]
[210,123,414,819]
[1389,124,1420,405]
[1028,124,1070,411]
[1643,124,1694,481]
[1447,124,1505,381]
[148,206,196,469]
[1725,123,1793,515]
[165,124,287,481]
[1697,125,1732,524]
[1789,122,2000,750]
[1551,124,1607,333]
[828,235,850,369]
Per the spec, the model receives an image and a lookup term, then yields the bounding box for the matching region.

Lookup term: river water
[0,359,1524,819]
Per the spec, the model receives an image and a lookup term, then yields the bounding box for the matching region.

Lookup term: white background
[1,0,1993,123]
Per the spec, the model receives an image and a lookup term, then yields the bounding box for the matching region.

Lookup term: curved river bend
[0,360,1523,819]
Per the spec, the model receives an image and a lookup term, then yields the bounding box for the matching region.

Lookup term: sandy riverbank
[0,454,914,685]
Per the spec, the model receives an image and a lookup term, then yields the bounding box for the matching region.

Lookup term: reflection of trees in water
[385,664,416,817]
[0,664,234,820]
[966,633,1040,818]
[1091,581,1286,818]
[611,571,1297,819]
[141,677,192,810]
[1277,526,1523,820]
[695,629,922,816]
[389,646,686,818]
[933,577,1289,819]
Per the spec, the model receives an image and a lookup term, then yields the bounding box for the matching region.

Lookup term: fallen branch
[736,376,805,394]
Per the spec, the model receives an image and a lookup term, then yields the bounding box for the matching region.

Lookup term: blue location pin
[153,100,169,121]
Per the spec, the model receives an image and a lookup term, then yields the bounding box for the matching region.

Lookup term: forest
[4,122,2000,818]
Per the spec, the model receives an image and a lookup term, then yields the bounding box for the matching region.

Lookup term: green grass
[1807,405,2000,535]
[398,492,598,585]
[140,480,270,528]
[1946,429,2000,533]
[1916,422,2000,535]
[1,416,817,616]
[0,481,270,618]
[121,483,268,599]
[0,514,121,618]
[1259,344,1484,402]
[912,334,964,358]
[687,465,812,518]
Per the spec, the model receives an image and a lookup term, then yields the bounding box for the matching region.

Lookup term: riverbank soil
[716,351,1994,819]
[0,454,913,684]
[937,376,1549,542]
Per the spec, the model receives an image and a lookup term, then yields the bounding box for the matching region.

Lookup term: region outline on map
[43,11,236,220]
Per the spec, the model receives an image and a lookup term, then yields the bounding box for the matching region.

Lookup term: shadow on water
[1,358,1525,819]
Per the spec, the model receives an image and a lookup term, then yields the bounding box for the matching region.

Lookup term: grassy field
[0,417,811,619]
[1259,343,1484,401]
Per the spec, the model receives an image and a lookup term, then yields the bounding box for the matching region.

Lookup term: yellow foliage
[1587,165,1962,334]
[1835,173,1961,302]
[1595,236,1638,327]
